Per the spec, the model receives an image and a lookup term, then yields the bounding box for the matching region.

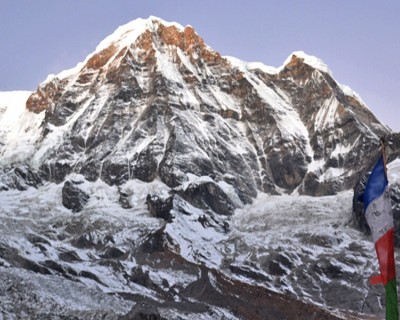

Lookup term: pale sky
[1,0,399,131]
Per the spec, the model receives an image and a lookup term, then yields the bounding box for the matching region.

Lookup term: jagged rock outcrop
[0,164,42,191]
[146,193,174,221]
[176,180,236,216]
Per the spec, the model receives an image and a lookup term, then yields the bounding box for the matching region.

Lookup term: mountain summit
[2,16,388,200]
[0,16,396,319]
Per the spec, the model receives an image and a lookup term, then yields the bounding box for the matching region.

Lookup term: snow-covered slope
[0,173,390,319]
[0,91,45,165]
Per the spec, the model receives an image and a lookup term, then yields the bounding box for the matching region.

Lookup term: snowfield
[0,175,394,319]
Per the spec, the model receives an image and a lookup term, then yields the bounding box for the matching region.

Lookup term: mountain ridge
[0,17,389,198]
[0,16,397,319]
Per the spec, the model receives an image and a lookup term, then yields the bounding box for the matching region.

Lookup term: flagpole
[381,136,398,320]
[380,136,388,177]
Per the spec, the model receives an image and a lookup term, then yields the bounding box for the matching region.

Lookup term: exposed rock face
[0,17,388,203]
[0,164,42,191]
[146,193,174,221]
[26,76,64,113]
[270,54,388,195]
[62,180,90,212]
[352,173,371,234]
[177,180,236,216]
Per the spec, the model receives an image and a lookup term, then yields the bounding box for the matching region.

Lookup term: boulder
[146,194,174,221]
[62,180,89,212]
[177,180,236,216]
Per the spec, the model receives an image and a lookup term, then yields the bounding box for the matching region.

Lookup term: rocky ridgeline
[0,18,390,212]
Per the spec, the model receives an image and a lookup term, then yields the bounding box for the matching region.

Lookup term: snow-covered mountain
[0,16,398,319]
[0,17,389,197]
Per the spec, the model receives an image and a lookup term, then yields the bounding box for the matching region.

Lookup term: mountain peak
[26,16,223,113]
[91,15,210,61]
[44,16,217,83]
[19,16,389,198]
[282,51,333,76]
[95,16,185,53]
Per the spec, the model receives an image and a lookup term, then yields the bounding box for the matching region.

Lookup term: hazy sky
[1,1,399,131]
